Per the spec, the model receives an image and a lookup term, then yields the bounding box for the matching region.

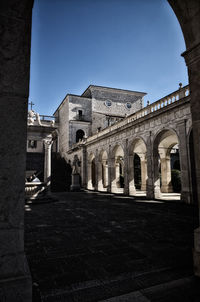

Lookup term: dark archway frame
[0,0,200,300]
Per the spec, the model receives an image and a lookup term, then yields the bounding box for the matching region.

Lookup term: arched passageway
[98,150,108,191]
[111,145,124,194]
[129,138,147,196]
[153,129,181,200]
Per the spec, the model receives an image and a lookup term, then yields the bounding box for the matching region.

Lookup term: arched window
[76,129,85,143]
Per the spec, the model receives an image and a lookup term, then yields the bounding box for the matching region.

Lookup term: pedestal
[70,173,81,191]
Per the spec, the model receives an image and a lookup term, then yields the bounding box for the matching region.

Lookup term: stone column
[177,120,191,203]
[160,157,173,193]
[183,43,200,275]
[112,161,119,193]
[102,160,106,188]
[94,149,99,191]
[87,160,93,190]
[104,160,109,188]
[129,154,136,195]
[107,145,113,193]
[146,132,155,199]
[43,138,53,190]
[81,146,87,188]
[0,1,33,300]
[123,139,129,195]
[97,161,103,191]
[140,157,147,191]
[98,159,107,191]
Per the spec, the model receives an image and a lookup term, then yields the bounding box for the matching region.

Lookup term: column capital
[182,42,200,67]
[43,137,53,149]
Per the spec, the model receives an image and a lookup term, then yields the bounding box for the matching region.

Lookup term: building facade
[54,84,193,205]
[54,85,146,155]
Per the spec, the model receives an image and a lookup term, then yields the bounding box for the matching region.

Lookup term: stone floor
[24,191,200,301]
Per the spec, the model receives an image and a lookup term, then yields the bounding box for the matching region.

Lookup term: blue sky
[29,0,188,115]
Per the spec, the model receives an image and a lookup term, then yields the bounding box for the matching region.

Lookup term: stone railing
[27,111,57,127]
[25,182,45,199]
[40,115,57,122]
[86,85,190,143]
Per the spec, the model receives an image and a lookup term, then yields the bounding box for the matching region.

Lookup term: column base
[161,185,173,193]
[181,191,191,204]
[141,185,146,191]
[123,186,129,195]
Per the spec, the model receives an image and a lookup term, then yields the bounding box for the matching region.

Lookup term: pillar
[183,43,200,275]
[81,146,87,188]
[98,159,108,191]
[87,160,93,190]
[94,150,99,191]
[129,154,136,195]
[0,1,33,300]
[123,139,129,195]
[111,160,119,193]
[97,159,102,191]
[107,145,113,193]
[146,132,155,199]
[103,159,108,188]
[177,120,191,203]
[140,157,148,191]
[160,157,173,193]
[43,138,53,190]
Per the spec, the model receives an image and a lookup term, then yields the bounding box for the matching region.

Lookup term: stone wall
[55,86,146,154]
[55,97,69,154]
[68,95,92,121]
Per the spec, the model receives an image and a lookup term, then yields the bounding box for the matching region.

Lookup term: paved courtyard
[25,191,200,301]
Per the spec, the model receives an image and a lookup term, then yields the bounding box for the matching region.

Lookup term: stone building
[54,85,146,155]
[0,1,200,301]
[62,84,192,204]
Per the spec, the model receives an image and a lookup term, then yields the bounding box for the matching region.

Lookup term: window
[105,100,112,107]
[125,102,132,109]
[76,109,84,120]
[76,129,85,143]
[78,110,83,117]
[28,140,37,149]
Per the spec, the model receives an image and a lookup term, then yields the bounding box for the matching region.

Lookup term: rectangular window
[78,110,82,117]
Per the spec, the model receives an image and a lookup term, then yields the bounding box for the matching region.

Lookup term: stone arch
[168,1,200,50]
[87,152,96,190]
[98,150,108,191]
[111,144,124,193]
[76,129,85,143]
[153,128,181,199]
[128,137,147,195]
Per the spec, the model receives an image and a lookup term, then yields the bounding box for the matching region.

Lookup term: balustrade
[25,182,45,198]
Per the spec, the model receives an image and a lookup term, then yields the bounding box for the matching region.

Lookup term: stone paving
[24,191,200,301]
